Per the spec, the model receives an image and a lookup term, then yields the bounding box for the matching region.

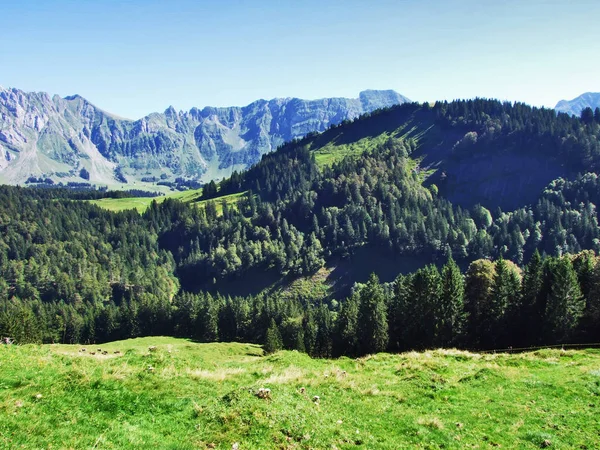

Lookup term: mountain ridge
[555,92,600,116]
[0,86,409,187]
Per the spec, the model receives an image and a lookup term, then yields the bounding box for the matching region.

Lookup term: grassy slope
[1,337,599,449]
[89,189,246,214]
[88,187,204,212]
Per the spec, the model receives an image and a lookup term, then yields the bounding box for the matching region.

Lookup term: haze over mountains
[0,86,409,187]
[555,92,600,116]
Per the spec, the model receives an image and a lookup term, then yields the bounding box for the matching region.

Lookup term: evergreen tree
[483,258,519,348]
[439,256,465,346]
[411,264,442,348]
[280,317,305,352]
[357,273,389,355]
[581,107,595,125]
[303,310,317,356]
[336,291,359,356]
[572,250,596,301]
[202,180,218,199]
[314,304,333,358]
[544,257,585,341]
[389,273,413,351]
[264,318,283,354]
[198,293,219,342]
[520,250,544,344]
[0,302,42,344]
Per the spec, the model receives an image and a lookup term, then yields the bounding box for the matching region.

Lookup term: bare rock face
[0,86,410,186]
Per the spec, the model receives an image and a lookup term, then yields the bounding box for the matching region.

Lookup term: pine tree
[357,273,389,355]
[264,318,283,354]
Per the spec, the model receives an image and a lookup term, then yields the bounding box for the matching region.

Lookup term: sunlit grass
[89,188,246,215]
[1,337,599,449]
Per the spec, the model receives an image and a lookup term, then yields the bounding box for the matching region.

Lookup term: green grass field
[1,337,599,449]
[89,189,246,214]
[88,187,204,212]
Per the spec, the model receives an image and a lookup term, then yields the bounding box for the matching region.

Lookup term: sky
[1,0,599,119]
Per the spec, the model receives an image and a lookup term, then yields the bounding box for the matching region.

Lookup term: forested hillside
[2,98,600,354]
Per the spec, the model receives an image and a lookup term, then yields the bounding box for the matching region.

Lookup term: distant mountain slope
[555,92,600,116]
[0,86,409,186]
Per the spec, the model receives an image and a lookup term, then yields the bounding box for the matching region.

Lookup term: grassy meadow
[1,337,600,449]
[89,189,246,214]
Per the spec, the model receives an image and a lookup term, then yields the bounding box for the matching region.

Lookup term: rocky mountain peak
[0,87,410,186]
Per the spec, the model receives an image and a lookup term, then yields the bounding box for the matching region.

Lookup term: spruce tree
[336,291,359,356]
[389,273,414,351]
[314,304,333,358]
[357,273,389,355]
[198,293,219,342]
[264,318,283,354]
[545,257,584,342]
[573,250,596,299]
[521,250,544,344]
[412,264,442,348]
[440,256,465,346]
[484,258,515,348]
[280,317,305,352]
[303,310,317,356]
[581,107,595,125]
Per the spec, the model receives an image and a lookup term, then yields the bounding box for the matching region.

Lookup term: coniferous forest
[3,99,600,356]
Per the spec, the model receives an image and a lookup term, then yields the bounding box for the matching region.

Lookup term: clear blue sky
[1,0,599,119]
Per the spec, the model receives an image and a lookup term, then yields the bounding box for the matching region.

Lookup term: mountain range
[555,92,600,116]
[0,86,409,187]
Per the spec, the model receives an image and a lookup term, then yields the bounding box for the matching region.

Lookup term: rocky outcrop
[0,86,409,185]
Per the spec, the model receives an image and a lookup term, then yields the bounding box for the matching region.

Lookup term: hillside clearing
[89,189,246,214]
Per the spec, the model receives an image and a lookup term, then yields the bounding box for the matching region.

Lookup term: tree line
[3,250,600,358]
